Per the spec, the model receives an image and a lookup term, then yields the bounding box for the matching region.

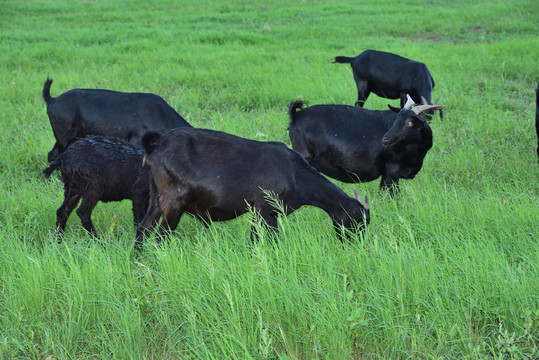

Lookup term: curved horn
[412,104,446,115]
[403,94,415,109]
[420,96,428,105]
[433,97,440,105]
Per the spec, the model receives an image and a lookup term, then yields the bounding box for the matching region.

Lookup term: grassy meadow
[1,0,538,358]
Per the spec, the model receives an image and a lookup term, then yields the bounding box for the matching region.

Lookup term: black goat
[43,136,150,238]
[135,128,370,250]
[288,96,445,194]
[42,78,192,163]
[334,49,442,119]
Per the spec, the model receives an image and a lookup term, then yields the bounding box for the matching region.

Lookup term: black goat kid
[43,136,150,239]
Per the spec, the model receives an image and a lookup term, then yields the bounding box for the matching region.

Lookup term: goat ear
[141,132,162,155]
[387,104,400,113]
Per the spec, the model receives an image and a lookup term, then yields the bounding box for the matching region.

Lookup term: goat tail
[288,100,306,127]
[43,160,59,179]
[141,132,162,155]
[333,56,354,64]
[42,77,54,105]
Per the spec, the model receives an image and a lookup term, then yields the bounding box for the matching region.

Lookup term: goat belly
[352,167,382,182]
[191,207,244,222]
[183,192,249,222]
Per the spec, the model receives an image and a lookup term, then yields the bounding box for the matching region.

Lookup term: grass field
[1,0,538,358]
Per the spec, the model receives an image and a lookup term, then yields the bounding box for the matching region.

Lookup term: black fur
[141,132,162,155]
[288,100,436,194]
[334,50,442,119]
[42,78,191,163]
[44,136,151,239]
[135,127,370,250]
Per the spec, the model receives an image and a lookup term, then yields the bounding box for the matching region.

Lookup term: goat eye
[406,120,414,127]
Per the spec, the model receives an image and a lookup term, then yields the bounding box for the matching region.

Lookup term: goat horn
[404,94,415,109]
[363,194,369,210]
[433,97,440,105]
[412,104,447,115]
[354,190,361,202]
[420,96,428,105]
[354,190,369,210]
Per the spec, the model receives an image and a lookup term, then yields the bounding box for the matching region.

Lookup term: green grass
[1,0,538,358]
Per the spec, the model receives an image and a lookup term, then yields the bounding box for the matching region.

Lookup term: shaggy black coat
[43,136,150,238]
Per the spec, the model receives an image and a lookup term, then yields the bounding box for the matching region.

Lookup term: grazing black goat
[288,96,445,194]
[42,78,192,163]
[43,136,150,238]
[135,128,370,250]
[334,49,442,119]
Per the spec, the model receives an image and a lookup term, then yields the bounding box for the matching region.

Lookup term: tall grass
[0,0,538,358]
